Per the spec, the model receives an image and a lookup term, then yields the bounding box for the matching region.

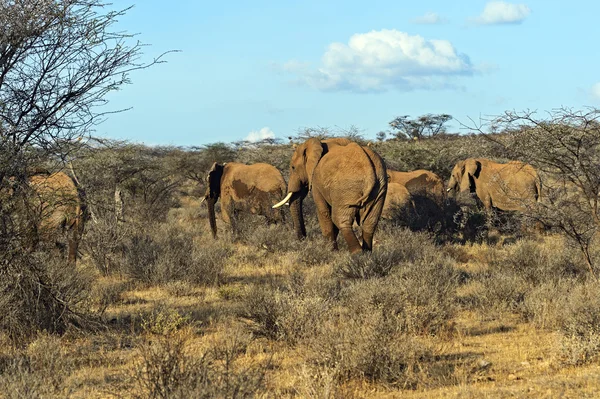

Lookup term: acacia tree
[478,107,600,276]
[389,113,452,140]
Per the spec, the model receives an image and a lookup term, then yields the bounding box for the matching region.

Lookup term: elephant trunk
[289,194,306,240]
[207,197,218,239]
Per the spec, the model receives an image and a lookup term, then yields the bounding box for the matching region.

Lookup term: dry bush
[558,281,600,366]
[335,248,401,279]
[83,216,134,275]
[242,222,297,253]
[471,238,588,314]
[294,238,337,267]
[240,282,333,345]
[0,252,94,342]
[304,310,425,389]
[0,334,73,398]
[122,222,232,285]
[486,239,586,284]
[336,228,456,280]
[132,311,268,399]
[90,279,131,315]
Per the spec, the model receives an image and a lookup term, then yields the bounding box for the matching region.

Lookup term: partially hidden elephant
[387,169,445,205]
[203,162,287,238]
[381,182,413,219]
[385,169,446,229]
[447,158,541,211]
[25,172,87,263]
[273,138,387,254]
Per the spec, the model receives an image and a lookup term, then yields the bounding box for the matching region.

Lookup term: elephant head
[447,159,481,206]
[204,162,224,238]
[272,138,323,239]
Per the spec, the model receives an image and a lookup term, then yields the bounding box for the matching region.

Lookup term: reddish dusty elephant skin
[387,169,445,205]
[447,158,541,211]
[26,172,87,263]
[204,162,287,239]
[274,138,387,254]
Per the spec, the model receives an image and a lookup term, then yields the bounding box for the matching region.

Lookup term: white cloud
[592,83,600,100]
[472,1,530,25]
[284,29,474,93]
[412,12,448,25]
[246,127,275,142]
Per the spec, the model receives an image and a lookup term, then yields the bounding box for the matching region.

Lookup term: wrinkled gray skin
[447,158,541,211]
[276,138,387,254]
[204,162,287,238]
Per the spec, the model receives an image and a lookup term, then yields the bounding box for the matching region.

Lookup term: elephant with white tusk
[274,138,387,254]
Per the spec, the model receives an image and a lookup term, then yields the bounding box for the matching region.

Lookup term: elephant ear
[304,138,324,190]
[207,162,224,199]
[461,159,481,193]
[466,159,482,179]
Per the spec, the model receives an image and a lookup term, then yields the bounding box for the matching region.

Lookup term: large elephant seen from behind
[203,162,287,238]
[447,158,541,211]
[273,138,387,254]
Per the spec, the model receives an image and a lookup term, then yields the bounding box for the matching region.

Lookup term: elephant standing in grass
[387,169,445,205]
[25,172,87,263]
[203,162,287,238]
[381,182,413,219]
[447,158,541,211]
[385,169,445,229]
[273,138,387,254]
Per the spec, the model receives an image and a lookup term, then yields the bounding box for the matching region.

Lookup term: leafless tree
[0,0,171,179]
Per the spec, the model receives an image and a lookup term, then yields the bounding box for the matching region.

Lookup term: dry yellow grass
[2,212,599,399]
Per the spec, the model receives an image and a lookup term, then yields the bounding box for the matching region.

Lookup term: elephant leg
[340,227,362,254]
[333,207,362,254]
[313,190,338,250]
[361,229,374,252]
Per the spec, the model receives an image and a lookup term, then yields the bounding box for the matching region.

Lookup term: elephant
[273,138,387,254]
[385,169,446,230]
[381,182,413,219]
[203,162,287,238]
[447,158,541,211]
[387,169,445,205]
[22,172,88,263]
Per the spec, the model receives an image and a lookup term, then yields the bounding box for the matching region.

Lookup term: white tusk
[446,188,451,192]
[200,197,206,205]
[273,192,294,208]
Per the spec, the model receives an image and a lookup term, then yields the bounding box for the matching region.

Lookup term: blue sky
[100,1,600,146]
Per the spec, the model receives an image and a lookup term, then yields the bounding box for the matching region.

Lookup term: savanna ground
[2,131,600,398]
